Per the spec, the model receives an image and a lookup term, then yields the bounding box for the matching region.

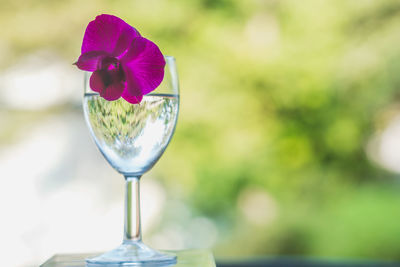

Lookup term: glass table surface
[40,250,215,267]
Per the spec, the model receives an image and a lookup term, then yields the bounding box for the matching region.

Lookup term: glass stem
[123,176,142,243]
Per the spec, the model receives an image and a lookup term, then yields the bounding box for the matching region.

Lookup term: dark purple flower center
[97,56,125,87]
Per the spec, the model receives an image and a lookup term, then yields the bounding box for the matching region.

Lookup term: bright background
[2,0,400,266]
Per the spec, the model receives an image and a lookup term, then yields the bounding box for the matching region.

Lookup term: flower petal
[81,14,140,56]
[101,82,125,101]
[113,27,140,58]
[121,37,166,96]
[89,70,124,101]
[74,51,109,71]
[89,70,106,93]
[122,89,143,104]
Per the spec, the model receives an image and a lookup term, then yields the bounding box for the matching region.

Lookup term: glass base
[86,241,177,266]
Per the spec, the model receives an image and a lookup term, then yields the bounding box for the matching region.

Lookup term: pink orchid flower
[75,14,166,104]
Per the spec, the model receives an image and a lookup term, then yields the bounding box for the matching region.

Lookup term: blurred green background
[2,0,400,265]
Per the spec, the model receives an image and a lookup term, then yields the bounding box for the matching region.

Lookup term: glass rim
[164,55,175,63]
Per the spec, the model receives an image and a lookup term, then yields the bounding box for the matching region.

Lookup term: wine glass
[82,56,179,266]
